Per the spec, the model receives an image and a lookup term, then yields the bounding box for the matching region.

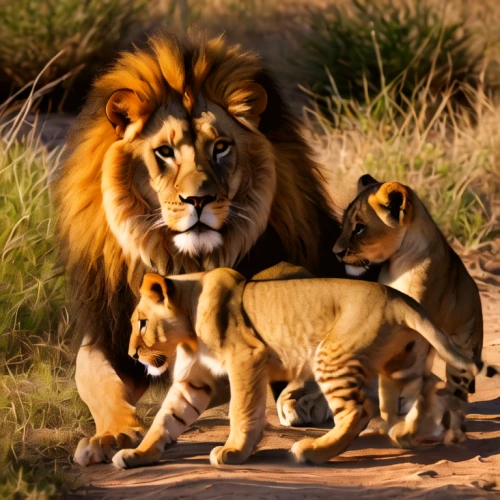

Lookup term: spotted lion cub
[334,175,485,444]
[112,265,495,468]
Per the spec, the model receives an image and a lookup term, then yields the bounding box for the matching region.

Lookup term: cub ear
[368,182,412,227]
[105,89,154,139]
[357,174,379,193]
[230,83,268,131]
[140,273,173,303]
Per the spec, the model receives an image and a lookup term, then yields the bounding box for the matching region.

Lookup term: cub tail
[398,297,499,380]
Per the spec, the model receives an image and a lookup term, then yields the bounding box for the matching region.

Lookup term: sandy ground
[69,246,500,499]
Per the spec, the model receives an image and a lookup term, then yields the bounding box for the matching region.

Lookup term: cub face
[333,175,413,277]
[129,274,194,376]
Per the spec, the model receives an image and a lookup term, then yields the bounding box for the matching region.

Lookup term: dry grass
[1,0,500,497]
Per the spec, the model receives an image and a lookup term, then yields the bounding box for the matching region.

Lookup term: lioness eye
[353,223,365,236]
[213,139,232,163]
[138,319,148,334]
[154,145,175,161]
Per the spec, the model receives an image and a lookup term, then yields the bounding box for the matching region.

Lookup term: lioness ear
[140,273,173,303]
[230,83,268,131]
[357,174,379,193]
[368,182,412,227]
[106,89,153,139]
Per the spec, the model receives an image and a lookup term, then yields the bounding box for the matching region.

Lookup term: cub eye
[154,145,175,161]
[353,223,365,237]
[138,319,148,334]
[212,139,232,163]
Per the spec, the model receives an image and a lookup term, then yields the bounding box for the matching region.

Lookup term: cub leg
[386,376,426,448]
[210,345,268,466]
[444,362,471,444]
[291,347,374,465]
[74,344,147,466]
[378,374,403,433]
[276,379,332,427]
[113,350,215,469]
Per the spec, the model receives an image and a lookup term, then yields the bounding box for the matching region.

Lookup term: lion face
[99,47,276,274]
[122,99,272,258]
[333,175,413,277]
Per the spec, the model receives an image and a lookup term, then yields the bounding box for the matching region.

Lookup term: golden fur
[334,174,484,443]
[61,33,343,466]
[111,265,495,468]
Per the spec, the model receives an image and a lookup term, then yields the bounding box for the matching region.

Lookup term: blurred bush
[296,0,483,107]
[0,0,147,106]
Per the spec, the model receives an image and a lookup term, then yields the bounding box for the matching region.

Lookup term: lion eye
[353,223,365,237]
[212,139,232,163]
[138,319,148,334]
[154,145,175,161]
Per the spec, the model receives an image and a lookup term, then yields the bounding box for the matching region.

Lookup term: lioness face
[333,175,412,277]
[128,274,194,376]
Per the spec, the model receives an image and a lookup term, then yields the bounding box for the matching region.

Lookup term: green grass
[296,0,484,110]
[0,0,147,94]
[0,111,90,497]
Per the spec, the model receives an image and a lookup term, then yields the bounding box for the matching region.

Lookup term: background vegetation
[1,0,499,497]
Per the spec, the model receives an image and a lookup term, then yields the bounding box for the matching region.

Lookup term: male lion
[57,33,343,466]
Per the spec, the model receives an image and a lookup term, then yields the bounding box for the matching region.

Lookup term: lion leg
[113,356,215,469]
[74,344,147,466]
[210,346,268,466]
[276,379,332,427]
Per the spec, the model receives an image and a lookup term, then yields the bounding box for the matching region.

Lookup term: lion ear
[105,89,153,139]
[368,182,412,227]
[231,83,268,131]
[140,273,173,303]
[357,174,379,193]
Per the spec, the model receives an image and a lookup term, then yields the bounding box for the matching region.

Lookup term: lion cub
[112,265,494,469]
[334,175,484,443]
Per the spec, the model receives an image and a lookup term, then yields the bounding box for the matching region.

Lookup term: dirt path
[70,248,500,499]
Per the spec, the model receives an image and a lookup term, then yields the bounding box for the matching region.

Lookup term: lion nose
[179,194,216,216]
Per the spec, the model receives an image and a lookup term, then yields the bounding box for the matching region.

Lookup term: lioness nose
[180,194,216,216]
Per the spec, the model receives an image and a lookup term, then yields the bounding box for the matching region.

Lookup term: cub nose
[333,247,347,262]
[179,194,216,216]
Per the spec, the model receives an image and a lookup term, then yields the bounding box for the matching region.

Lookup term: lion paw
[74,428,143,466]
[277,386,331,427]
[209,446,249,466]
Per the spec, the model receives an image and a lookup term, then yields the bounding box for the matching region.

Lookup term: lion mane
[57,33,342,372]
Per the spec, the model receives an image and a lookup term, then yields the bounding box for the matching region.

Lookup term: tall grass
[309,79,500,247]
[0,0,147,104]
[0,101,90,497]
[296,0,485,109]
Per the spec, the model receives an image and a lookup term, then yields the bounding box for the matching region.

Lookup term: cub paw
[388,422,416,449]
[209,446,249,466]
[444,428,467,445]
[73,428,143,466]
[290,437,324,465]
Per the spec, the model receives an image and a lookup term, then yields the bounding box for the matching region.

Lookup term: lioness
[111,266,495,468]
[333,174,484,442]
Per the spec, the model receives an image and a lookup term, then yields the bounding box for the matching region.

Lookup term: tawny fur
[334,175,484,444]
[112,264,494,468]
[61,33,343,466]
